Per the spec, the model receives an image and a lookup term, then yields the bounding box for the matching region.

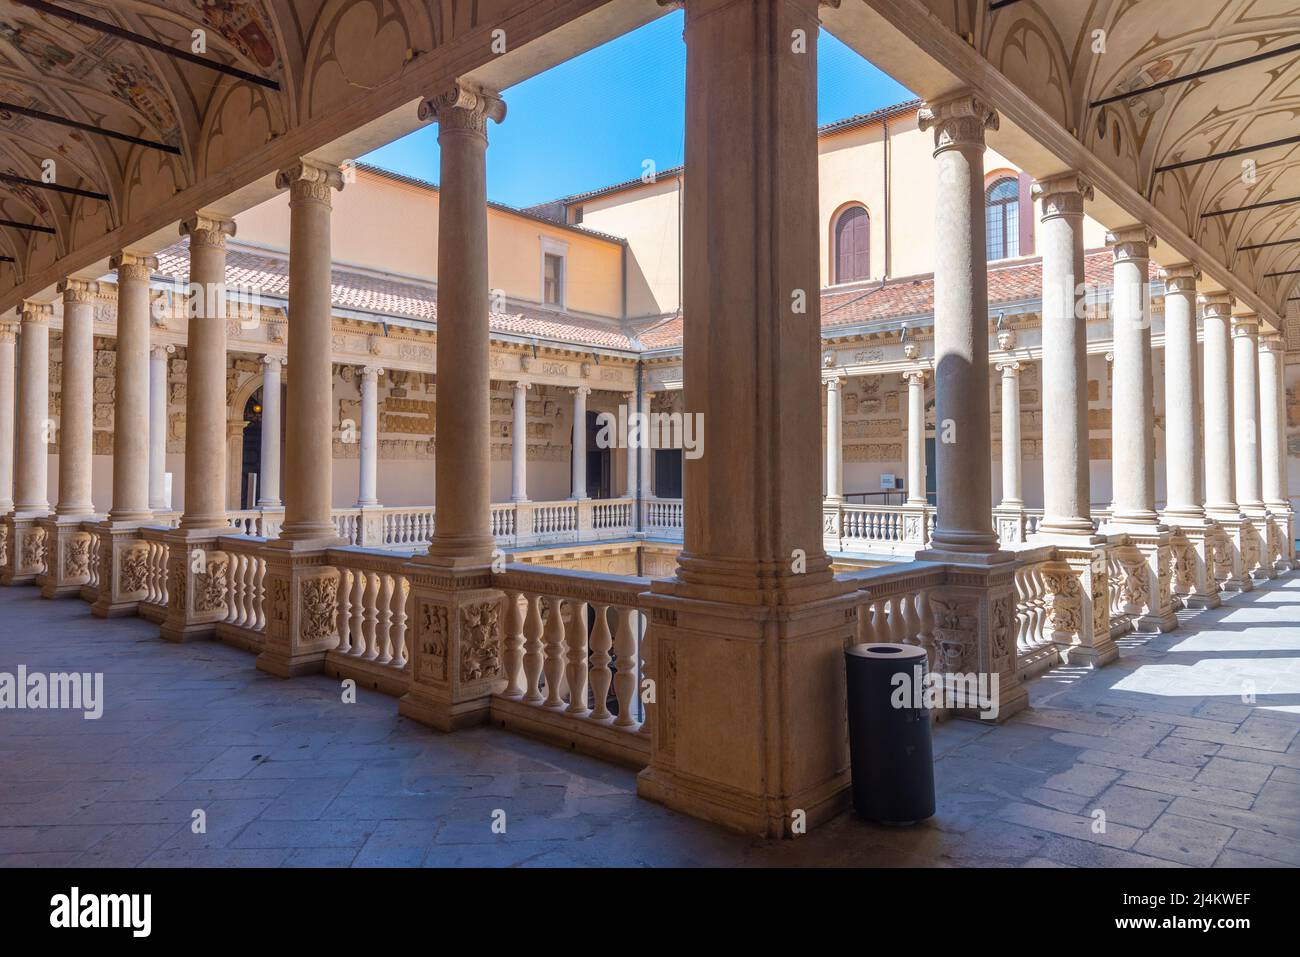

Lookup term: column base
[254,541,340,678]
[35,516,94,598]
[635,580,860,837]
[159,528,229,642]
[1111,532,1179,634]
[992,505,1026,547]
[1,513,48,586]
[1206,514,1254,592]
[89,521,153,618]
[397,561,505,733]
[1040,544,1119,669]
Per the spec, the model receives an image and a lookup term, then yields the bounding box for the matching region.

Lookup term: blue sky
[361,9,914,209]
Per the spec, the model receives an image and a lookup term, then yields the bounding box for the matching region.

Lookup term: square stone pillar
[35,519,93,598]
[159,533,229,641]
[1040,545,1118,667]
[1112,533,1178,632]
[1,518,46,586]
[91,529,154,618]
[1167,525,1222,609]
[256,550,341,677]
[635,0,862,838]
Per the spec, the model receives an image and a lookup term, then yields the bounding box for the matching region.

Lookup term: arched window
[833,205,870,283]
[985,177,1020,260]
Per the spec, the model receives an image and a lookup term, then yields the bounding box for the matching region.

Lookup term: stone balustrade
[216,535,269,652]
[325,546,413,696]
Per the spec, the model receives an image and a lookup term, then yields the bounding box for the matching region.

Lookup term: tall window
[985,177,1020,260]
[543,252,564,305]
[833,205,870,283]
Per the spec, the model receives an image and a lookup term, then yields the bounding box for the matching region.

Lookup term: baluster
[336,569,353,654]
[565,600,590,714]
[349,567,366,655]
[613,606,638,728]
[589,603,613,720]
[917,587,936,669]
[522,594,545,703]
[901,589,921,645]
[253,559,266,631]
[394,579,411,667]
[542,597,567,707]
[361,571,379,659]
[375,573,395,664]
[502,590,525,697]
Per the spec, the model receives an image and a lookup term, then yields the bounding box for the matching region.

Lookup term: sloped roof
[152,239,638,351]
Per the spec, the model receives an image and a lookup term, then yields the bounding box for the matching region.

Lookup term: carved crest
[460,601,502,682]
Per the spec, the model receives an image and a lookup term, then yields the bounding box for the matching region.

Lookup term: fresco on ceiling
[0,12,181,147]
[168,0,281,71]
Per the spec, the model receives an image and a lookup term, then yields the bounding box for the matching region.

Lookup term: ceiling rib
[12,0,281,92]
[1155,132,1300,175]
[1201,194,1300,218]
[0,100,181,155]
[0,171,108,201]
[1091,40,1300,108]
[0,217,55,235]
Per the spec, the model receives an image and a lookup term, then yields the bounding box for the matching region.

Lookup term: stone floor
[1,575,1299,867]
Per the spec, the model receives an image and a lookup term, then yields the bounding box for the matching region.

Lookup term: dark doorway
[240,389,263,509]
[585,410,611,498]
[654,448,683,499]
[925,436,937,506]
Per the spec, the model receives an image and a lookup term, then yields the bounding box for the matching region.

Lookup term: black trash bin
[845,642,935,825]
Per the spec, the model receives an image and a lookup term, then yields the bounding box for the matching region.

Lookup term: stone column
[1200,292,1251,591]
[1034,174,1096,539]
[1161,263,1219,607]
[400,82,506,731]
[997,362,1021,508]
[92,253,158,617]
[1107,227,1159,528]
[911,92,1025,721]
[904,370,927,506]
[622,390,635,499]
[511,380,529,502]
[2,301,52,586]
[149,344,174,512]
[637,0,879,839]
[1232,312,1271,581]
[0,320,14,515]
[38,279,97,597]
[1106,226,1176,631]
[571,384,590,500]
[257,160,347,677]
[916,94,1005,563]
[824,376,843,501]
[257,355,284,508]
[638,388,653,500]
[1259,333,1294,572]
[160,215,235,641]
[357,364,381,507]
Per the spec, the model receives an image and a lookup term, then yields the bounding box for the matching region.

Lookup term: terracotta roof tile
[153,239,637,351]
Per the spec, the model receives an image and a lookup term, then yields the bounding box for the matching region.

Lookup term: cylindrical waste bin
[845,642,935,825]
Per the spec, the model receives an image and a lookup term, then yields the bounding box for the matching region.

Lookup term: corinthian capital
[275,159,346,206]
[109,251,159,282]
[0,321,17,344]
[180,214,237,249]
[1105,225,1156,263]
[58,278,99,304]
[418,81,506,137]
[20,300,52,325]
[1230,311,1259,337]
[917,92,998,152]
[1032,172,1093,220]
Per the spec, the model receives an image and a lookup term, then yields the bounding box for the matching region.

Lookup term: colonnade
[0,0,1295,839]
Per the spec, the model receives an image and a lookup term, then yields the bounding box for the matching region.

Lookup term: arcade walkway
[1,580,1298,868]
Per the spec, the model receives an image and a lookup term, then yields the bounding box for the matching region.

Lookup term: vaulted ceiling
[839,0,1300,325]
[0,0,633,309]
